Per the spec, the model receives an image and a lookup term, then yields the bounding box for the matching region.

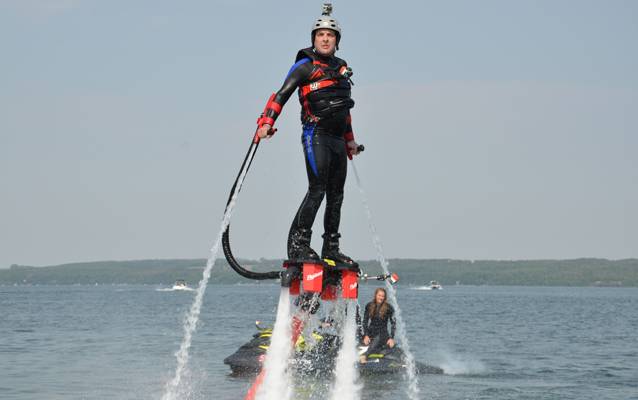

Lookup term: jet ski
[224,321,443,376]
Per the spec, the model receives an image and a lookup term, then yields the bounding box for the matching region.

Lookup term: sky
[1,0,637,268]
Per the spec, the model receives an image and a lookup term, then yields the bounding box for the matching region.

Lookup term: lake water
[1,283,637,399]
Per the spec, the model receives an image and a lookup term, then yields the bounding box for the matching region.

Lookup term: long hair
[367,287,389,319]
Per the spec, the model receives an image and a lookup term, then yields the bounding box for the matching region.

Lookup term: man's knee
[308,184,327,201]
[325,189,344,205]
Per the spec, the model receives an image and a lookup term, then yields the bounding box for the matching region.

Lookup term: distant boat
[412,280,443,291]
[428,280,442,290]
[155,280,193,292]
[172,280,190,291]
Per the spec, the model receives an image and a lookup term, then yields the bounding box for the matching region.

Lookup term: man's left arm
[344,111,359,158]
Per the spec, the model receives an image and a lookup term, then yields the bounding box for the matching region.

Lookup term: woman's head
[374,287,387,304]
[368,287,389,319]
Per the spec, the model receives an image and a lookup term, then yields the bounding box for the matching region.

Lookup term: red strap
[267,100,282,114]
[256,116,275,127]
[343,131,355,142]
[257,93,280,128]
[309,69,324,80]
[300,79,337,98]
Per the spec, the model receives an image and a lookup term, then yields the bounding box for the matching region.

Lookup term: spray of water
[329,300,362,400]
[161,145,257,400]
[351,161,421,400]
[433,348,487,375]
[256,288,294,400]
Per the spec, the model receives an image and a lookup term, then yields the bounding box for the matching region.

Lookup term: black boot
[287,228,320,261]
[321,233,355,265]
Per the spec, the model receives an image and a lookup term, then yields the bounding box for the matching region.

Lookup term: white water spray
[161,144,258,400]
[433,348,487,375]
[256,288,294,400]
[351,161,421,400]
[329,300,362,400]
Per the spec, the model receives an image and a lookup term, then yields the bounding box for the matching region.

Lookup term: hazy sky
[1,0,637,268]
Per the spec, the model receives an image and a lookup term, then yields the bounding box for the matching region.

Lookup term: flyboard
[220,100,399,400]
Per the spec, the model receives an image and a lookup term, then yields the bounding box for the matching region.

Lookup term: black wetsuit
[362,301,396,355]
[259,47,355,252]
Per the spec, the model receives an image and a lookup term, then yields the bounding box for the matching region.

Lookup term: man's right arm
[257,59,312,138]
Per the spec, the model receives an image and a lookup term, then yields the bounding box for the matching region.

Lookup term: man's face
[375,290,386,304]
[314,29,337,56]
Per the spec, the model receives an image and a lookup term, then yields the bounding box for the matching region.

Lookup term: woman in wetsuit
[255,4,360,264]
[360,287,396,363]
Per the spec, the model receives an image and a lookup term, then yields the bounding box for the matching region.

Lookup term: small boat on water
[412,280,443,291]
[428,280,442,290]
[172,280,190,291]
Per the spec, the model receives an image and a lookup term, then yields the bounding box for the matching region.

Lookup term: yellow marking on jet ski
[259,333,272,338]
[368,354,385,359]
[258,345,269,350]
[323,258,336,267]
[295,332,326,351]
[295,335,305,350]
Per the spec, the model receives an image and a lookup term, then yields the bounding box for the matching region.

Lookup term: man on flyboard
[256,3,361,266]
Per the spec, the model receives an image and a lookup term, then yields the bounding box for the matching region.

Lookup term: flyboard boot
[287,228,321,261]
[321,232,358,268]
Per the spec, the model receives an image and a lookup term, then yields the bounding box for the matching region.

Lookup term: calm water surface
[1,283,637,399]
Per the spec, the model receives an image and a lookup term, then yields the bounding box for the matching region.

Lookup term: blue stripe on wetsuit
[303,123,319,177]
[286,57,311,78]
[292,59,316,176]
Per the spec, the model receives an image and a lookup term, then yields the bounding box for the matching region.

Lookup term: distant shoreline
[2,258,637,287]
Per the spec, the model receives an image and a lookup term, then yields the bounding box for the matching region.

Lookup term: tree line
[2,258,637,287]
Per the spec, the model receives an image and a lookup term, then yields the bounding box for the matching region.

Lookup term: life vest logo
[309,82,320,91]
[349,282,358,290]
[305,271,323,281]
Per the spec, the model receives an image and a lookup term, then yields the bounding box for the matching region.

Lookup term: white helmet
[311,3,341,47]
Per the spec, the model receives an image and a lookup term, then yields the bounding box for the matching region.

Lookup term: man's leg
[288,129,332,260]
[322,137,353,264]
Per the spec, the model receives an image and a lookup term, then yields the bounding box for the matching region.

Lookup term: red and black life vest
[294,47,354,122]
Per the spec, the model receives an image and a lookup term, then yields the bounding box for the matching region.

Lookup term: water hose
[221,131,282,280]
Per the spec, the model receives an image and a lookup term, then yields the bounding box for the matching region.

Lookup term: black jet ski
[224,322,443,376]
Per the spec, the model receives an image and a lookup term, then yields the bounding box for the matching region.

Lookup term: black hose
[221,136,281,281]
[222,226,281,280]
